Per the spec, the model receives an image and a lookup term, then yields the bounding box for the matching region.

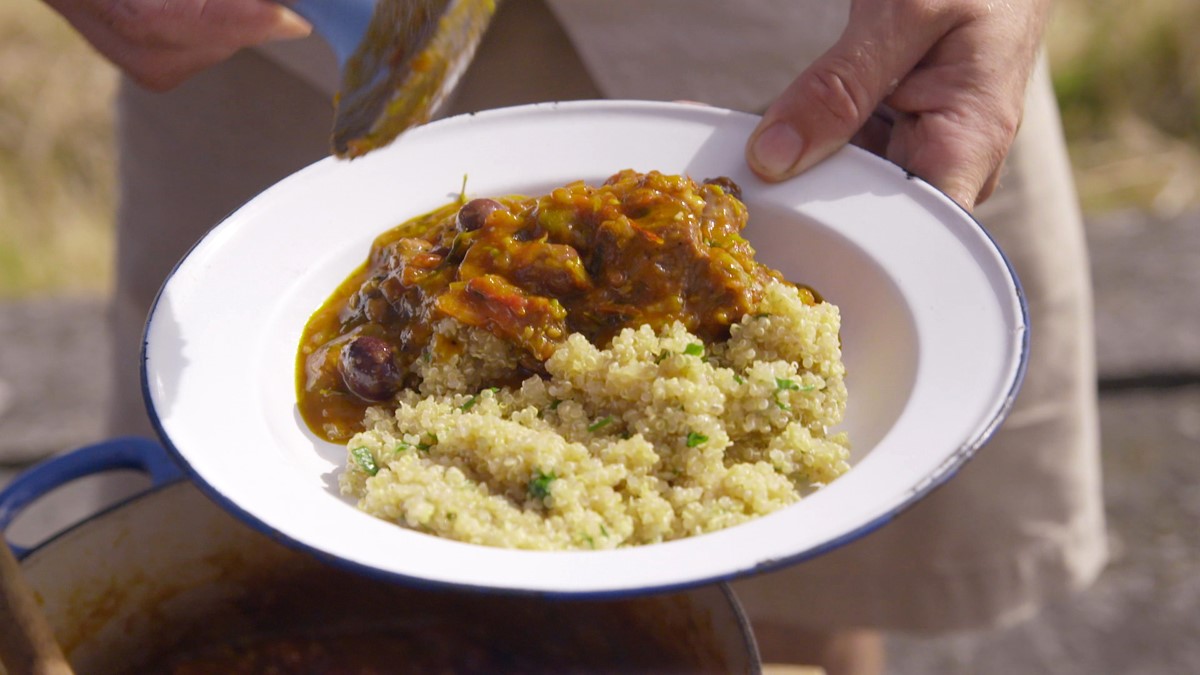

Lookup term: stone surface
[886,389,1200,674]
[0,296,110,463]
[1089,208,1200,378]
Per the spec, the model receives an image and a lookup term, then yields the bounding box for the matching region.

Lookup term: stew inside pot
[121,563,741,674]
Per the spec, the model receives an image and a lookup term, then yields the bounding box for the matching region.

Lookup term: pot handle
[0,437,184,556]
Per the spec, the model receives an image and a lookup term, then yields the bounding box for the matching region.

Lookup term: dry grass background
[1048,0,1200,215]
[0,0,1197,297]
[0,1,116,296]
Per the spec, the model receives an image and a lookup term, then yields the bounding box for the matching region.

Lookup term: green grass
[1047,0,1200,214]
[0,0,1197,296]
[0,2,116,297]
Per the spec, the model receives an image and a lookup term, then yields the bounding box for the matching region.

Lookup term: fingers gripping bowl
[143,101,1027,595]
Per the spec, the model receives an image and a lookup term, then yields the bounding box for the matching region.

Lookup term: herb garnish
[416,433,438,452]
[462,387,501,411]
[686,431,709,448]
[775,377,800,391]
[587,416,614,432]
[351,447,379,476]
[529,470,556,500]
[773,377,817,410]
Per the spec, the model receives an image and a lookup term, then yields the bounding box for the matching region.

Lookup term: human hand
[44,0,311,91]
[745,0,1050,211]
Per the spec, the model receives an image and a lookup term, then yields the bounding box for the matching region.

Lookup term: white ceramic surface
[143,100,1027,596]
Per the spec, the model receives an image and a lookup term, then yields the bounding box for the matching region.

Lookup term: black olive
[339,335,403,402]
[703,176,743,201]
[455,198,503,232]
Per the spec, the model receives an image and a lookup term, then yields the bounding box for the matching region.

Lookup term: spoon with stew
[284,0,497,158]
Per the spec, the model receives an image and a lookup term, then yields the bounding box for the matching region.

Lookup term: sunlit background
[1,1,1197,296]
[1,2,1197,673]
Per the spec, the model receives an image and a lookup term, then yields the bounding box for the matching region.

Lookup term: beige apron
[108,0,1105,632]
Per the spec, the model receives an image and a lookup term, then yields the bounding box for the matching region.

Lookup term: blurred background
[1,1,1197,673]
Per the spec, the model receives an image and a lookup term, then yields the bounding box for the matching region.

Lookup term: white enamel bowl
[143,100,1027,596]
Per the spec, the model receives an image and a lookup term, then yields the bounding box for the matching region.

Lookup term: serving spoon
[285,0,497,158]
[0,541,73,675]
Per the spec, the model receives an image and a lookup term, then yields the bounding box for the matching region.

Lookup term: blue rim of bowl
[138,99,1030,599]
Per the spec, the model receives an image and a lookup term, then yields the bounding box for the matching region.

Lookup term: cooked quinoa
[339,280,849,550]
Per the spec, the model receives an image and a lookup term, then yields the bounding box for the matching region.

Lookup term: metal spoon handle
[282,0,497,158]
